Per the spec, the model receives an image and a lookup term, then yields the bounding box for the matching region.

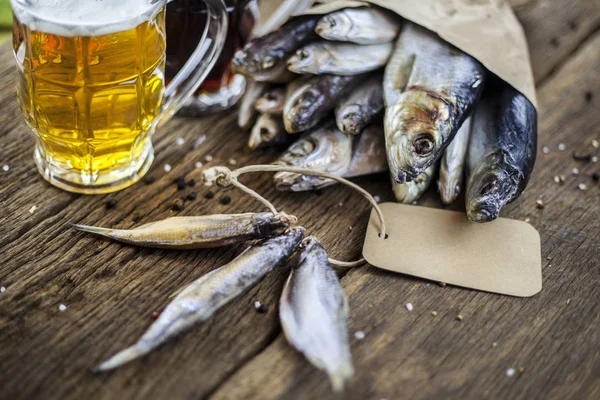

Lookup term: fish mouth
[393,169,420,184]
[466,202,500,223]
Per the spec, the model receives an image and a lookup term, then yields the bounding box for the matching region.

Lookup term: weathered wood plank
[0,1,598,399]
[209,30,600,400]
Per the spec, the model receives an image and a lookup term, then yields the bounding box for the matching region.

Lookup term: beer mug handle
[158,0,228,124]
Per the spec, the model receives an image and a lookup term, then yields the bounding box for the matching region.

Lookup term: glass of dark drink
[166,0,259,115]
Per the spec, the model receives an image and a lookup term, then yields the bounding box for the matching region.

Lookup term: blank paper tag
[362,203,542,297]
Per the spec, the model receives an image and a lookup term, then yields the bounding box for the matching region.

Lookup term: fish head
[283,88,321,132]
[256,212,297,237]
[249,117,281,150]
[232,45,287,81]
[298,236,328,265]
[315,12,352,40]
[256,90,284,113]
[466,152,521,222]
[287,46,329,73]
[384,92,450,183]
[338,104,365,135]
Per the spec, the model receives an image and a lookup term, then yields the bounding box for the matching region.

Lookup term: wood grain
[0,1,599,400]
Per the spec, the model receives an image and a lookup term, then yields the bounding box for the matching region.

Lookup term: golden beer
[11,0,228,193]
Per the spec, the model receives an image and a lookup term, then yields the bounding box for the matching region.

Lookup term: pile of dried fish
[233,6,537,222]
[77,212,354,391]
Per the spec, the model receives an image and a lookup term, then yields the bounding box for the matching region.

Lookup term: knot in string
[202,165,387,269]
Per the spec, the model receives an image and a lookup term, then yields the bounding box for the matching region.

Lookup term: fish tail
[93,345,149,372]
[328,361,355,392]
[72,224,115,238]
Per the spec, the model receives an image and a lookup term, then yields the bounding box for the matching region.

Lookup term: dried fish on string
[438,117,472,204]
[287,42,393,76]
[335,73,384,136]
[466,80,537,222]
[283,74,363,133]
[95,227,306,371]
[384,22,485,183]
[315,7,401,44]
[392,163,437,204]
[254,85,286,115]
[248,113,290,150]
[73,213,297,249]
[280,236,354,392]
[232,16,320,82]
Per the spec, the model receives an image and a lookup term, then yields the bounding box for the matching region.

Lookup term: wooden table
[1,1,599,399]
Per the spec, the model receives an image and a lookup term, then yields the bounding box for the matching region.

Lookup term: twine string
[204,165,387,268]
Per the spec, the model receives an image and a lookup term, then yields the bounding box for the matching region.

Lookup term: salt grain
[566,298,571,305]
[2,165,8,172]
[592,156,598,163]
[254,301,261,309]
[354,331,365,340]
[175,137,185,146]
[338,202,344,207]
[194,161,204,169]
[542,146,550,154]
[164,164,172,173]
[228,158,237,166]
[578,183,587,191]
[193,135,206,148]
[405,303,413,311]
[0,286,5,293]
[536,199,545,209]
[592,139,599,148]
[58,304,67,312]
[373,195,381,203]
[572,168,580,175]
[506,368,516,377]
[492,342,497,347]
[456,314,464,321]
[431,311,438,316]
[28,205,37,214]
[204,154,214,162]
[524,218,531,223]
[558,143,566,151]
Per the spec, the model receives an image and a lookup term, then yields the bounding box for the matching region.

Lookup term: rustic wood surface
[0,1,599,399]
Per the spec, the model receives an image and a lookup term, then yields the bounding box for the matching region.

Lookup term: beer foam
[12,0,161,37]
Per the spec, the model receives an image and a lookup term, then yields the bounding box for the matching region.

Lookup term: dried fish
[438,117,472,204]
[384,22,485,183]
[335,74,384,135]
[238,80,267,129]
[392,163,437,204]
[315,7,401,44]
[275,124,387,191]
[232,16,319,82]
[287,41,392,76]
[280,236,353,392]
[466,80,537,222]
[254,86,286,115]
[283,74,362,133]
[73,213,297,249]
[95,227,305,371]
[274,122,353,191]
[248,114,290,150]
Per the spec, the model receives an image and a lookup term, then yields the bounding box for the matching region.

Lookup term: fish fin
[72,224,115,238]
[93,345,148,372]
[383,51,415,106]
[328,361,355,392]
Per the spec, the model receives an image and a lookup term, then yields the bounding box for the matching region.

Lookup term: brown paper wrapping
[299,0,537,108]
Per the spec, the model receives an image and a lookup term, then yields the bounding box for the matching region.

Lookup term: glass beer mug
[11,0,228,194]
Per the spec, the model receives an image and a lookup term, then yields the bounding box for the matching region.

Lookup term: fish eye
[266,93,277,101]
[413,135,435,156]
[297,49,309,60]
[324,16,336,28]
[262,56,277,69]
[260,127,272,139]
